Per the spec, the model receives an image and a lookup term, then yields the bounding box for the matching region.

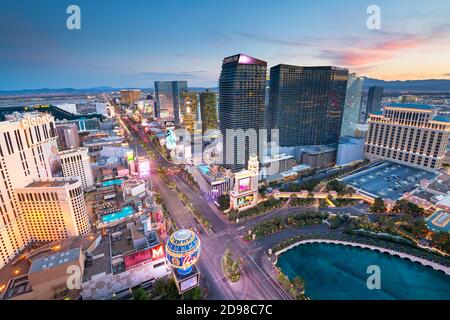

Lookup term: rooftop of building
[222,53,267,66]
[432,115,450,123]
[427,173,450,194]
[109,221,159,259]
[303,145,337,155]
[24,178,79,189]
[196,164,232,183]
[272,64,347,71]
[58,147,89,155]
[82,235,112,282]
[0,234,99,300]
[29,247,81,274]
[340,161,438,200]
[261,154,294,164]
[385,102,435,110]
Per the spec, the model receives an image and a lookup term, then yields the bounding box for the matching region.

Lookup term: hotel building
[219,54,267,171]
[268,64,349,147]
[341,73,364,137]
[59,147,95,191]
[199,91,218,133]
[229,155,259,211]
[15,178,90,242]
[364,103,450,171]
[154,81,188,123]
[55,123,80,150]
[120,89,142,105]
[0,112,89,270]
[365,86,384,121]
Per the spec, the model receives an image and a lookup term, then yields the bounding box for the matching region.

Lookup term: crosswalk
[207,230,232,240]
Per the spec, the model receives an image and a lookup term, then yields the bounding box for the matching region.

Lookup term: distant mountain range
[0,86,220,96]
[363,78,450,91]
[1,78,449,95]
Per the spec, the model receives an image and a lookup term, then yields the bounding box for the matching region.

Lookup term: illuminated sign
[167,247,200,270]
[21,114,52,129]
[164,120,175,128]
[124,244,165,270]
[179,275,199,292]
[238,177,251,192]
[138,158,151,178]
[166,129,176,150]
[126,151,134,162]
[223,55,239,65]
[237,194,254,206]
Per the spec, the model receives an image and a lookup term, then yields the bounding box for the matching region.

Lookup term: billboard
[166,129,176,150]
[238,177,251,192]
[126,151,134,162]
[179,275,199,292]
[237,194,254,206]
[124,244,165,270]
[137,158,151,178]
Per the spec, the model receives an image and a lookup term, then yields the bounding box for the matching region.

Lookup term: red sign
[124,244,165,270]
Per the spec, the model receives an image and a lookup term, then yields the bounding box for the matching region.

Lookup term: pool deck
[274,239,450,275]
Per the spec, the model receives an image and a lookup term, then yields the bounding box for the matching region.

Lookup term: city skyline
[0,1,449,304]
[1,0,450,90]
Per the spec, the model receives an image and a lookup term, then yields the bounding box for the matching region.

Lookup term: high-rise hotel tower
[219,54,267,171]
[364,103,450,171]
[268,65,349,147]
[0,112,90,269]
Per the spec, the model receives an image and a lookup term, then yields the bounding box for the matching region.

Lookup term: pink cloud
[319,24,450,68]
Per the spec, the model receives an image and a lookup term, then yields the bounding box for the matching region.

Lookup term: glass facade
[199,91,218,133]
[268,65,349,147]
[154,81,188,124]
[180,92,199,133]
[366,85,384,119]
[340,73,364,137]
[219,54,267,171]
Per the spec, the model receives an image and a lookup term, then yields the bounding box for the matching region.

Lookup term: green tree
[133,287,149,300]
[183,287,203,300]
[370,197,386,213]
[217,194,230,211]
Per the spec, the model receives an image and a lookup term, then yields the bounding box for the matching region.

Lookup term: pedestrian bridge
[272,190,374,204]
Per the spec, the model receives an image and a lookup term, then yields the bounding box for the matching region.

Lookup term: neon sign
[124,244,165,270]
[21,114,52,128]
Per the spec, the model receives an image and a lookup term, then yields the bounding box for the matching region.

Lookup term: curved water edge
[274,239,450,275]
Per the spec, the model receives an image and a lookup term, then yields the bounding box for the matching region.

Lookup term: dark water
[276,243,450,300]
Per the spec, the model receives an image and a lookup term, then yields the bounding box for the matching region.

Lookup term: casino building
[229,155,259,211]
[0,112,90,270]
[364,103,450,171]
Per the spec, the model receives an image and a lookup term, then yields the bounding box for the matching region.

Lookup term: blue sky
[1,0,449,90]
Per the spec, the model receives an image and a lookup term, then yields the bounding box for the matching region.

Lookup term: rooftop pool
[101,206,135,224]
[426,210,450,233]
[277,243,450,300]
[102,179,124,187]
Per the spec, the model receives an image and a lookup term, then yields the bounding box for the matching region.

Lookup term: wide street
[116,108,371,300]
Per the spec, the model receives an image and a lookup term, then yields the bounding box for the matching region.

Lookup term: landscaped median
[227,197,286,222]
[175,188,212,231]
[244,211,330,241]
[221,249,241,282]
[276,272,307,300]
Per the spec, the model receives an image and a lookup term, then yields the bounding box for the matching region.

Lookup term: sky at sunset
[1,0,449,90]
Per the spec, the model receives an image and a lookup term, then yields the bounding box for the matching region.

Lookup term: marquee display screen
[238,177,251,192]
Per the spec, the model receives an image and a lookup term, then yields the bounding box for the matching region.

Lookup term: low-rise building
[188,165,233,197]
